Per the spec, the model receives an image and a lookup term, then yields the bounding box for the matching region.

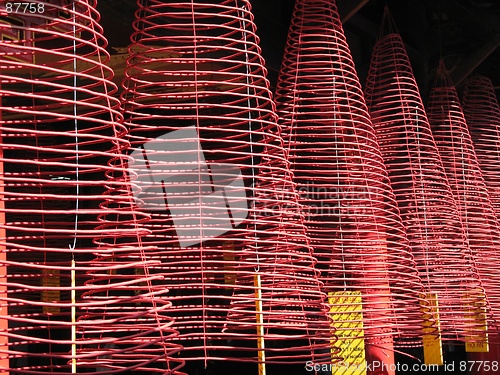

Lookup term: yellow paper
[328,291,366,375]
[421,293,443,365]
[465,291,489,353]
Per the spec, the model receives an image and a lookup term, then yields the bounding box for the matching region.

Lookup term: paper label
[328,291,366,375]
[421,293,443,365]
[465,291,489,353]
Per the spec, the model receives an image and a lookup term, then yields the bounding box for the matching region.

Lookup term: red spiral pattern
[427,65,500,341]
[364,33,488,339]
[0,1,183,373]
[462,76,500,224]
[274,0,428,359]
[120,0,336,366]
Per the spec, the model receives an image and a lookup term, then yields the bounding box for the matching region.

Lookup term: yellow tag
[465,291,489,353]
[421,293,443,365]
[254,274,266,375]
[328,291,366,375]
[41,269,60,314]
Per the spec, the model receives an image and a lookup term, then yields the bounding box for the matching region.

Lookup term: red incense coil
[120,0,336,366]
[0,1,183,373]
[274,0,428,359]
[427,65,500,340]
[364,32,489,339]
[462,76,500,224]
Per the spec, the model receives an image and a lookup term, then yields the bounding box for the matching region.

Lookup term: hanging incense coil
[462,76,500,224]
[0,1,183,373]
[274,1,429,363]
[120,0,336,367]
[364,32,489,341]
[427,65,500,343]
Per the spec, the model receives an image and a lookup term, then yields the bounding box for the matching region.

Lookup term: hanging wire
[239,4,260,274]
[69,4,79,372]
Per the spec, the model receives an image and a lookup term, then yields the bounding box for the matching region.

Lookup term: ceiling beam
[451,33,500,85]
[345,13,421,59]
[423,0,500,33]
[338,0,371,23]
[344,13,378,36]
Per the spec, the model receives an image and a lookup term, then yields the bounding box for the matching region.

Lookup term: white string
[189,1,209,364]
[69,2,79,372]
[415,107,432,288]
[240,6,259,273]
[69,2,80,253]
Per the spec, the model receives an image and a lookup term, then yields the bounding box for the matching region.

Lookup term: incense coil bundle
[0,1,183,373]
[462,76,500,224]
[120,0,336,367]
[274,2,429,365]
[427,66,500,340]
[364,32,489,340]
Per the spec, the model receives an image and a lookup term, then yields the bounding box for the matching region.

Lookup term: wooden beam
[451,33,500,86]
[423,0,500,34]
[338,0,371,23]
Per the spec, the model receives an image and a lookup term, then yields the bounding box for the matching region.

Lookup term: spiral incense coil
[462,76,500,225]
[274,1,430,361]
[427,65,500,341]
[364,32,489,340]
[120,0,336,366]
[0,1,183,373]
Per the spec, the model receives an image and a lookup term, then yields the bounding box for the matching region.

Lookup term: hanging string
[69,1,79,372]
[69,0,80,253]
[240,4,260,273]
[239,6,266,375]
[189,0,209,364]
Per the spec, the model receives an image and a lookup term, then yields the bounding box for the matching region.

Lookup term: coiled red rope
[121,0,335,366]
[274,0,428,357]
[462,76,500,225]
[364,32,489,340]
[0,1,183,373]
[427,65,500,342]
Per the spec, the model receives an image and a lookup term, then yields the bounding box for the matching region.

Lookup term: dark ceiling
[96,0,500,100]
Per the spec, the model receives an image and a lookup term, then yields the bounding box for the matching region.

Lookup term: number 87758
[4,2,45,14]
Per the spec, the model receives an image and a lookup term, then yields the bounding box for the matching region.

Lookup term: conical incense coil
[121,0,336,366]
[274,2,429,367]
[462,76,500,224]
[364,32,488,340]
[0,1,183,373]
[427,66,500,342]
